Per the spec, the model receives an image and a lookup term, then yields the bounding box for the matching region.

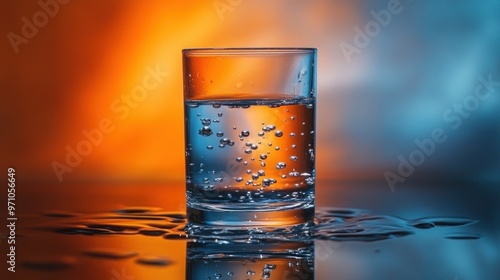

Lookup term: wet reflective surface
[0,182,498,279]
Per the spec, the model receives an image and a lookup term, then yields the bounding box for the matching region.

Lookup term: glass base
[186,205,314,241]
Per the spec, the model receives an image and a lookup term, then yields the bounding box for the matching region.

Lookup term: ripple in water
[41,206,479,242]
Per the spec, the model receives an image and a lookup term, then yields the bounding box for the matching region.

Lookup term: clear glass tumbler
[183,48,317,237]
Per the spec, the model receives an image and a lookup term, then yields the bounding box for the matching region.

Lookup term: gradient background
[1,1,500,279]
[1,0,499,185]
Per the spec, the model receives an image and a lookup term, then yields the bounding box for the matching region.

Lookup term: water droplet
[212,104,221,108]
[216,132,224,137]
[261,162,266,167]
[290,156,298,161]
[245,149,252,154]
[207,145,213,150]
[260,154,267,160]
[247,270,255,275]
[236,157,243,162]
[291,144,296,149]
[227,272,234,276]
[444,233,481,240]
[258,131,265,137]
[240,130,250,137]
[214,273,222,279]
[252,173,259,180]
[233,126,237,130]
[290,116,295,120]
[136,256,172,266]
[275,130,283,137]
[235,177,243,182]
[21,258,75,271]
[276,162,287,169]
[275,146,280,151]
[163,233,187,239]
[43,210,80,218]
[138,229,167,236]
[84,248,138,259]
[290,133,296,137]
[306,103,313,109]
[218,112,223,117]
[258,170,265,176]
[251,144,258,150]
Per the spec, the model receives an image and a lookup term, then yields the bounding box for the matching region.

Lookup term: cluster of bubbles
[190,103,315,200]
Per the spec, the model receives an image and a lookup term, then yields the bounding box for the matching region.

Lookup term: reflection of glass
[182,48,317,236]
[186,240,314,280]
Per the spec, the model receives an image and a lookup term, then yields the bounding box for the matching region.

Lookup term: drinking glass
[183,48,317,237]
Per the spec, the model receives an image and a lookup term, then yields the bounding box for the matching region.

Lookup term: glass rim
[182,47,317,56]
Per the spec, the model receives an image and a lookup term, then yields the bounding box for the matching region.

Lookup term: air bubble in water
[244,149,252,154]
[217,112,223,117]
[201,118,211,125]
[240,130,250,137]
[290,133,296,137]
[235,177,243,182]
[216,132,224,137]
[265,264,276,270]
[236,157,243,162]
[207,146,213,150]
[258,170,265,176]
[291,144,296,149]
[199,126,213,136]
[306,104,313,109]
[258,132,265,137]
[275,146,280,151]
[260,154,267,160]
[275,130,283,137]
[290,156,298,161]
[276,162,286,169]
[251,144,258,150]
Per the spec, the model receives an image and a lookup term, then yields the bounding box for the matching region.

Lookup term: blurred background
[1,0,499,186]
